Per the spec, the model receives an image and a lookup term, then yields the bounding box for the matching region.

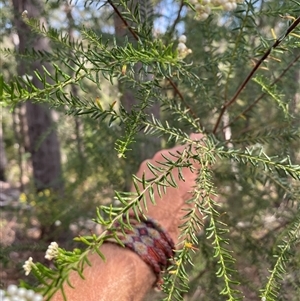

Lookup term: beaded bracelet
[106,214,175,288]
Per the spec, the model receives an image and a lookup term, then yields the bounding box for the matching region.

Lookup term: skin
[51,133,204,301]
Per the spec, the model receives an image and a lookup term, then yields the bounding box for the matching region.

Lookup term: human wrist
[106,214,175,288]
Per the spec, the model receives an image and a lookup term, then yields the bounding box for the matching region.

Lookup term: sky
[47,0,186,37]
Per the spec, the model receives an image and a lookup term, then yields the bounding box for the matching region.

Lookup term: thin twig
[167,77,199,121]
[213,16,300,134]
[163,0,199,120]
[221,53,300,133]
[108,0,139,41]
[165,0,184,42]
[108,0,202,128]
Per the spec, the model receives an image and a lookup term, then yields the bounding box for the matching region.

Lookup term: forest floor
[1,181,46,288]
[0,180,163,301]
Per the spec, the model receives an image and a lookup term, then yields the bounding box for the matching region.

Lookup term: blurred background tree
[0,0,299,300]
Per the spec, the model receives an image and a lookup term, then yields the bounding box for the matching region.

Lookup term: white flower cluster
[45,241,59,261]
[190,0,244,21]
[23,257,34,276]
[23,242,59,278]
[177,35,192,59]
[0,285,43,301]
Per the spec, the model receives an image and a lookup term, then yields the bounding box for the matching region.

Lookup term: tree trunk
[65,4,85,176]
[25,102,62,191]
[0,119,7,182]
[12,0,63,193]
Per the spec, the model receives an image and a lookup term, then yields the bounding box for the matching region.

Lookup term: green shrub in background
[1,0,300,300]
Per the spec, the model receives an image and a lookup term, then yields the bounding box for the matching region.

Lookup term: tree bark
[65,4,85,175]
[12,0,63,192]
[0,119,7,182]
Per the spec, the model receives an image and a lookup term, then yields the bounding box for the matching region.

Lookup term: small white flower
[203,5,211,14]
[45,241,59,260]
[195,12,209,21]
[231,2,237,10]
[54,220,62,227]
[7,284,18,295]
[23,257,34,276]
[17,287,27,297]
[177,42,187,52]
[223,2,234,11]
[177,42,192,59]
[12,296,26,301]
[195,3,204,11]
[195,4,211,20]
[26,289,35,299]
[178,35,187,43]
[22,10,28,18]
[5,285,44,301]
[32,294,43,301]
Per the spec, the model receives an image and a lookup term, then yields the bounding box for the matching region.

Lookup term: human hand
[131,133,205,244]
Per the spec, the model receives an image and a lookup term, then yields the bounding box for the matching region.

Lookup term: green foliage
[261,211,300,301]
[1,0,300,300]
